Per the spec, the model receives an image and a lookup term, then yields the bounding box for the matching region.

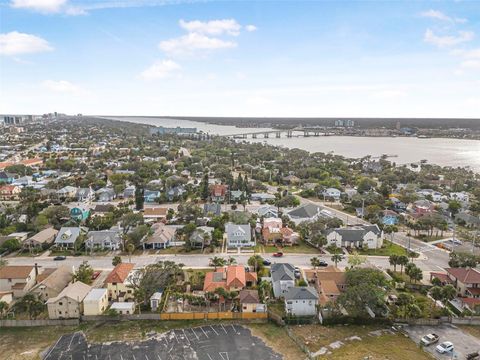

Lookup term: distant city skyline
[1,0,480,117]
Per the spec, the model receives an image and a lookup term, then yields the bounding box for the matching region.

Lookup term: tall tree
[73,261,94,285]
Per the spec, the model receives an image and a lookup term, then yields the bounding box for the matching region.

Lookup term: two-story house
[271,263,295,298]
[284,286,319,317]
[0,265,36,298]
[104,263,135,302]
[326,224,383,249]
[225,223,254,248]
[47,281,91,319]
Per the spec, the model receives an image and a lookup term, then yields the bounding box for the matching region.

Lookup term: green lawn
[357,240,418,257]
[256,241,321,254]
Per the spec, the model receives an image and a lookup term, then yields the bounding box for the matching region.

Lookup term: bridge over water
[224,126,335,139]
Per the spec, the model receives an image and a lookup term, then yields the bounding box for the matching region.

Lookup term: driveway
[405,324,480,359]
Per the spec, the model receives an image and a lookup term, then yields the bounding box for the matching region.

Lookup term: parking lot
[43,324,282,360]
[405,324,480,359]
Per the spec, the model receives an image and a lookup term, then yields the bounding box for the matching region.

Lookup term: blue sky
[1,0,480,117]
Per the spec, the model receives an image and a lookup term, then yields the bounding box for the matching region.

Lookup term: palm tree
[227,256,237,265]
[126,243,135,263]
[389,254,399,272]
[0,258,7,268]
[0,301,8,318]
[441,284,456,305]
[310,257,321,269]
[397,255,409,275]
[258,281,272,303]
[430,286,443,312]
[248,255,264,273]
[209,256,226,270]
[331,254,343,267]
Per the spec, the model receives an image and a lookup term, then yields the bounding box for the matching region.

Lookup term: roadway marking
[190,328,200,340]
[157,355,162,360]
[199,326,209,338]
[145,355,150,360]
[207,354,214,360]
[219,352,229,360]
[44,334,64,360]
[173,331,180,344]
[182,329,191,345]
[209,325,219,336]
[220,324,228,334]
[133,354,137,360]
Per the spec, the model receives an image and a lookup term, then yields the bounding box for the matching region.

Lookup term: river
[105,116,480,172]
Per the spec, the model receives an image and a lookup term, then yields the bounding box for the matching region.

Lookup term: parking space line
[207,354,214,360]
[199,327,209,338]
[209,325,219,336]
[220,324,228,334]
[182,329,191,345]
[133,354,137,360]
[44,334,64,360]
[219,352,229,360]
[173,331,180,344]
[156,355,162,360]
[190,328,200,341]
[145,355,150,360]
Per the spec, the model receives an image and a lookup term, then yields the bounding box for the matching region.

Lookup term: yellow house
[104,263,135,302]
[239,289,266,313]
[83,288,109,316]
[47,281,91,319]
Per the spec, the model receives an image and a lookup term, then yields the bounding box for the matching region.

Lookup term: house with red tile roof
[445,268,480,297]
[210,184,228,203]
[104,263,135,302]
[203,265,257,292]
[0,185,21,200]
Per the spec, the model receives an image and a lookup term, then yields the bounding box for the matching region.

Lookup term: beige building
[110,302,135,315]
[23,227,58,250]
[105,263,135,302]
[31,266,72,301]
[83,288,109,316]
[239,290,266,313]
[47,281,91,319]
[0,265,36,298]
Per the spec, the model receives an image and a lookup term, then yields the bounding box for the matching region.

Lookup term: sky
[1,0,480,118]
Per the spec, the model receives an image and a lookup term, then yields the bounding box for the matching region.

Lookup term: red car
[273,252,283,257]
[91,271,100,280]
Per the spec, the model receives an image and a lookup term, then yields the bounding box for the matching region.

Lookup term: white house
[450,192,470,204]
[284,286,319,316]
[326,224,384,249]
[225,223,255,248]
[110,302,135,315]
[150,291,163,312]
[322,188,341,201]
[286,203,324,225]
[271,263,295,298]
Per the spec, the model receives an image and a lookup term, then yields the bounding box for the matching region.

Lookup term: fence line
[0,319,79,327]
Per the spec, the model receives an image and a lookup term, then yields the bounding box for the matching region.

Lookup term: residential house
[284,286,319,317]
[83,288,109,316]
[86,230,122,251]
[271,263,295,298]
[230,190,246,202]
[143,223,176,249]
[450,192,470,204]
[204,203,221,217]
[282,175,300,185]
[166,186,186,201]
[305,267,347,305]
[76,187,95,202]
[0,265,36,298]
[0,171,15,184]
[286,203,325,225]
[150,291,163,311]
[31,266,72,301]
[225,223,254,248]
[144,190,161,203]
[203,265,257,292]
[190,226,214,249]
[211,184,228,203]
[411,199,435,215]
[56,186,78,199]
[322,188,341,201]
[96,188,116,202]
[417,189,444,202]
[0,291,13,305]
[455,212,480,228]
[54,227,84,249]
[105,263,135,301]
[326,224,384,249]
[122,185,136,199]
[262,217,283,245]
[143,206,168,221]
[445,268,480,297]
[110,302,136,315]
[93,204,115,216]
[382,210,399,226]
[250,193,276,202]
[0,185,21,200]
[255,205,278,218]
[23,227,58,250]
[47,281,91,319]
[390,197,407,212]
[239,289,266,313]
[280,227,300,246]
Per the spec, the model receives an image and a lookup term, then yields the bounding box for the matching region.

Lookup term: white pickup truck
[421,333,439,346]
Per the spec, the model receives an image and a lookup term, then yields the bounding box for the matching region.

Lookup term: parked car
[420,333,439,346]
[466,352,479,360]
[262,258,271,266]
[294,270,301,279]
[273,252,283,257]
[318,260,328,267]
[91,271,101,280]
[436,341,454,354]
[53,256,66,261]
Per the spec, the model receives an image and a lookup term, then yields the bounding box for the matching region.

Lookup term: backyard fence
[159,312,268,321]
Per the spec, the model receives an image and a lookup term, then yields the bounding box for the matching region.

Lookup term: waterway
[105,116,480,172]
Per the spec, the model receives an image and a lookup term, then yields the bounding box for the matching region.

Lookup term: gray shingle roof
[287,204,320,219]
[284,286,318,301]
[271,263,295,282]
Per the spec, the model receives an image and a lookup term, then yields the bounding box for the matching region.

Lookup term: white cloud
[0,31,53,56]
[11,0,66,13]
[159,33,236,56]
[245,25,257,32]
[461,60,480,69]
[42,80,81,93]
[140,60,181,80]
[371,89,407,99]
[424,28,474,47]
[420,9,466,23]
[179,19,241,36]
